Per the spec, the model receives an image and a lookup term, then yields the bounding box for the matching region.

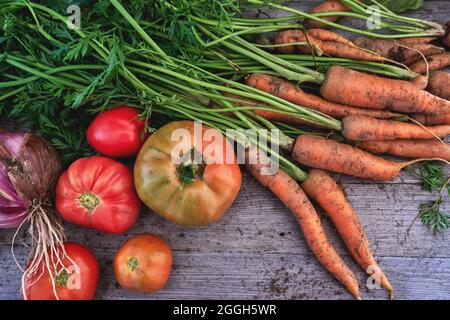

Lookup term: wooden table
[1,1,449,300]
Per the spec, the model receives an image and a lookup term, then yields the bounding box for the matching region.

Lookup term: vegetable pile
[1,0,450,300]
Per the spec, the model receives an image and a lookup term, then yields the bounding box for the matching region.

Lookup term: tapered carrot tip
[389,289,395,300]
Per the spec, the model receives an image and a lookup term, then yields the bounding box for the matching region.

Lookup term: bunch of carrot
[243,22,450,180]
[232,4,450,299]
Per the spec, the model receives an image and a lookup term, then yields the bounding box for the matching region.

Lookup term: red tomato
[24,242,99,300]
[87,105,148,157]
[56,156,141,234]
[114,233,172,293]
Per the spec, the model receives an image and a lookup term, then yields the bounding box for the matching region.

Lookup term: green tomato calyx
[127,257,139,271]
[79,192,100,213]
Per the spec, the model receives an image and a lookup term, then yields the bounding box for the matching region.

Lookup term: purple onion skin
[0,133,29,228]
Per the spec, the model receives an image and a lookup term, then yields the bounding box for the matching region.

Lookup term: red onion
[0,132,67,299]
[0,133,28,228]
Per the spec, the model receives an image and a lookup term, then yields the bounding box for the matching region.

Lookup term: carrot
[409,52,450,74]
[425,71,450,100]
[252,109,324,128]
[352,37,397,57]
[398,37,438,45]
[320,66,450,114]
[390,43,444,65]
[444,33,450,48]
[306,29,357,47]
[353,37,444,64]
[304,1,357,29]
[342,116,450,141]
[293,134,409,181]
[411,75,428,90]
[357,140,450,161]
[275,30,386,62]
[245,149,361,299]
[444,22,450,48]
[412,113,450,126]
[246,74,401,119]
[302,169,394,298]
[221,93,326,128]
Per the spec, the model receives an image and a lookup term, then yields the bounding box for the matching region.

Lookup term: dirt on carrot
[412,113,450,126]
[342,116,450,141]
[320,66,450,114]
[246,74,401,119]
[302,169,394,298]
[275,30,386,62]
[353,37,444,64]
[409,52,450,74]
[246,148,361,299]
[425,71,450,100]
[293,134,406,181]
[357,139,450,161]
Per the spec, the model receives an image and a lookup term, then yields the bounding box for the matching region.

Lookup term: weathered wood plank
[1,248,449,300]
[1,1,450,300]
[0,171,449,300]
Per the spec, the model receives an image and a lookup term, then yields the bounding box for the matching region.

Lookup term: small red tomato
[56,156,141,234]
[114,233,172,293]
[24,242,99,300]
[87,105,148,157]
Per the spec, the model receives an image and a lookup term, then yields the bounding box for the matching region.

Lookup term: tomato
[134,121,241,226]
[114,233,172,293]
[24,242,99,300]
[87,105,148,157]
[56,156,141,234]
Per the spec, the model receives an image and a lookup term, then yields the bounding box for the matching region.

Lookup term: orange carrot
[411,113,450,126]
[293,134,408,181]
[411,75,428,90]
[357,140,450,161]
[353,37,444,64]
[342,116,450,141]
[246,74,401,119]
[390,43,444,65]
[246,149,361,299]
[275,30,386,62]
[221,93,326,128]
[410,52,450,74]
[304,1,356,29]
[399,37,438,45]
[426,71,450,100]
[302,169,393,298]
[320,66,450,114]
[252,109,324,128]
[306,29,357,47]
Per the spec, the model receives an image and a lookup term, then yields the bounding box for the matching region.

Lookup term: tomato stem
[177,162,205,185]
[55,269,69,288]
[176,149,206,185]
[78,192,100,213]
[127,257,139,271]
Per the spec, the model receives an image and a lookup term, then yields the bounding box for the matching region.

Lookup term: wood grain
[1,0,449,300]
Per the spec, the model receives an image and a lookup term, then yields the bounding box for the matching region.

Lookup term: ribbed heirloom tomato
[87,105,149,157]
[56,156,141,234]
[24,242,99,300]
[114,233,172,293]
[134,121,241,226]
